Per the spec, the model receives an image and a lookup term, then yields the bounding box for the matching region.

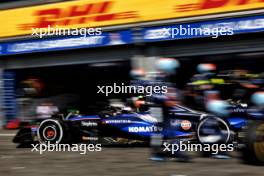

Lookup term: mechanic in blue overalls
[148,58,189,162]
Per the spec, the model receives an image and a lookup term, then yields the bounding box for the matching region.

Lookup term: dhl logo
[13,0,264,34]
[175,0,264,12]
[19,1,138,30]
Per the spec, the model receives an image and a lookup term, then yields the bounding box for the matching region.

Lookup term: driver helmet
[135,98,145,108]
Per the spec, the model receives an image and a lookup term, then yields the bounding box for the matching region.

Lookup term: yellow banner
[1,0,264,38]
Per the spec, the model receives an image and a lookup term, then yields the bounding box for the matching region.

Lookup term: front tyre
[242,121,264,165]
[37,119,71,144]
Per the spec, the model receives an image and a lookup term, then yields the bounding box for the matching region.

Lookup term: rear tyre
[197,116,232,144]
[37,118,71,144]
[242,121,264,165]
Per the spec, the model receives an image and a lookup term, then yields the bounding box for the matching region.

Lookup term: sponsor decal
[81,121,98,127]
[104,119,132,124]
[174,0,264,12]
[0,30,132,55]
[20,1,138,30]
[232,108,246,113]
[128,125,162,133]
[170,119,182,127]
[144,28,171,40]
[181,120,192,130]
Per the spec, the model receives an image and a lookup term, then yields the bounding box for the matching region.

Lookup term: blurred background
[0,0,264,175]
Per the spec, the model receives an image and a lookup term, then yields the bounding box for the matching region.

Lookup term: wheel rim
[37,119,64,144]
[197,117,231,144]
[43,126,57,141]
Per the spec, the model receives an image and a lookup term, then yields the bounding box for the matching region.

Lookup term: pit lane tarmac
[0,130,262,176]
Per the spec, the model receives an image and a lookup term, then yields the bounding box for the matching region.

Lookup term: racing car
[14,105,204,145]
[13,103,264,165]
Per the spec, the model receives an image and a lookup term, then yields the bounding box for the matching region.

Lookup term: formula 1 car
[13,105,204,145]
[13,103,264,165]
